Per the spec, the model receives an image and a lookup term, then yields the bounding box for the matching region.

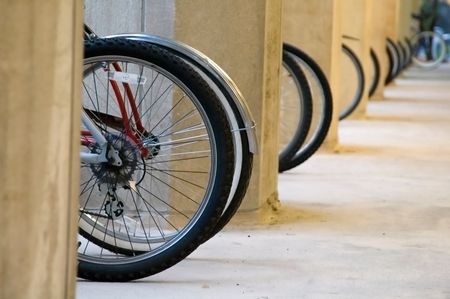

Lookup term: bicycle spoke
[136,184,191,222]
[150,154,211,164]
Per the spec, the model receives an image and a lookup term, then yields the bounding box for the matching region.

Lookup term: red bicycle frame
[81,62,150,158]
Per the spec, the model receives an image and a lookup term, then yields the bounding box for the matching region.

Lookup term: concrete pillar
[0,1,82,299]
[397,0,421,40]
[283,0,342,150]
[174,0,283,210]
[385,0,401,40]
[397,0,412,39]
[341,0,373,118]
[368,0,391,98]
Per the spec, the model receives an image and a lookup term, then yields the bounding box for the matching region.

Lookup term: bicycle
[78,25,256,281]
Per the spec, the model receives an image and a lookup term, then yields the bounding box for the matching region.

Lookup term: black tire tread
[369,48,381,97]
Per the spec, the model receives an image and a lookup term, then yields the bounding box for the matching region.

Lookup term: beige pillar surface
[397,0,413,40]
[174,0,282,210]
[283,0,342,150]
[341,0,372,119]
[0,2,82,299]
[385,0,401,40]
[368,0,390,98]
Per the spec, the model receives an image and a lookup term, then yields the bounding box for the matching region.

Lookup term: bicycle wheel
[368,48,380,97]
[411,31,446,69]
[385,38,400,84]
[78,38,235,281]
[397,41,407,71]
[339,44,365,120]
[280,43,333,171]
[278,50,313,171]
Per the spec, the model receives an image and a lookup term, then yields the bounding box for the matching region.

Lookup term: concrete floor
[77,64,450,299]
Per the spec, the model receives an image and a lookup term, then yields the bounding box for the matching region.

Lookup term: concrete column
[84,1,282,212]
[385,0,401,40]
[174,0,283,210]
[283,0,342,150]
[368,0,390,98]
[0,1,82,299]
[341,0,373,118]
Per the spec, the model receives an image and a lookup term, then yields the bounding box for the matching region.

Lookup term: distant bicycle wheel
[339,44,365,120]
[368,48,380,97]
[385,38,401,84]
[280,43,333,171]
[411,31,446,69]
[405,37,412,66]
[395,41,405,73]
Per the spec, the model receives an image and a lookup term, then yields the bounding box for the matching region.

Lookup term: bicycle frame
[81,29,151,164]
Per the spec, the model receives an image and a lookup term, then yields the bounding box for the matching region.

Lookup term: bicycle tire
[278,50,313,171]
[385,38,400,84]
[78,38,235,281]
[397,41,408,71]
[368,48,380,97]
[395,40,405,73]
[411,31,447,69]
[169,53,254,237]
[280,43,333,171]
[339,44,365,120]
[391,38,402,77]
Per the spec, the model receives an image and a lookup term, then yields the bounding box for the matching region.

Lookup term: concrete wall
[85,0,175,37]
